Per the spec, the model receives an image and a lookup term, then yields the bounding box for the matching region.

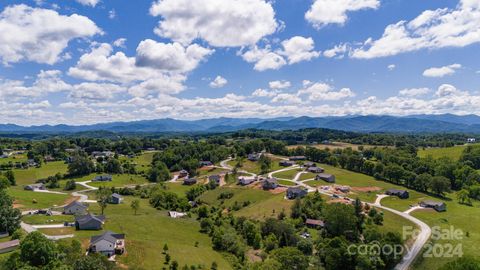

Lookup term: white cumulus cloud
[149,0,278,47]
[423,64,462,78]
[0,4,101,65]
[306,0,380,28]
[209,76,228,88]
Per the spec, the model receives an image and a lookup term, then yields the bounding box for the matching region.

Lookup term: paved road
[267,166,431,270]
[71,181,98,203]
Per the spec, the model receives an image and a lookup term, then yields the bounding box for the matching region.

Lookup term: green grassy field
[197,167,228,177]
[87,174,148,188]
[165,182,192,197]
[410,196,480,269]
[417,145,468,160]
[234,194,292,220]
[75,198,232,269]
[278,179,296,186]
[199,186,272,209]
[272,168,302,179]
[7,188,70,210]
[22,214,74,225]
[299,172,316,180]
[13,161,68,186]
[227,157,283,175]
[0,153,27,165]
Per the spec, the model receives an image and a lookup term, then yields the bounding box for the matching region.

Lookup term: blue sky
[0,0,479,125]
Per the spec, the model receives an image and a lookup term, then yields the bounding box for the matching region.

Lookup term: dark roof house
[24,183,46,191]
[75,214,105,230]
[289,156,306,161]
[247,153,261,161]
[315,173,335,183]
[178,170,189,177]
[262,178,278,190]
[209,175,221,184]
[304,162,316,167]
[286,187,308,200]
[183,178,197,185]
[308,167,324,173]
[279,160,295,167]
[63,201,88,215]
[93,175,113,182]
[199,161,213,167]
[385,189,409,199]
[420,201,446,212]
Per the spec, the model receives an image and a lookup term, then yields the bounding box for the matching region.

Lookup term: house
[168,211,187,218]
[209,175,221,185]
[44,155,55,162]
[89,231,125,257]
[64,201,88,215]
[75,214,105,230]
[279,160,295,167]
[247,153,261,161]
[262,178,278,190]
[315,173,336,183]
[467,138,476,143]
[308,167,324,173]
[385,189,409,199]
[420,201,446,212]
[335,186,350,193]
[178,170,189,178]
[92,151,115,158]
[24,183,45,191]
[93,175,113,182]
[238,176,256,186]
[35,209,53,216]
[305,219,325,229]
[199,161,213,167]
[27,159,38,167]
[183,178,197,185]
[289,156,306,161]
[110,193,123,204]
[286,187,308,199]
[304,161,316,167]
[0,240,20,254]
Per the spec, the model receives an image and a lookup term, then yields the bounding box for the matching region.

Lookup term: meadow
[417,145,468,160]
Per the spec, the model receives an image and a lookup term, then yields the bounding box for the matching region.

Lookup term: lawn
[227,156,284,176]
[199,186,272,209]
[7,187,70,210]
[126,151,157,173]
[410,195,480,269]
[234,194,293,220]
[417,145,468,160]
[87,174,149,188]
[299,172,316,181]
[22,214,74,225]
[278,180,296,186]
[14,161,68,186]
[197,167,228,177]
[287,142,385,151]
[72,198,232,269]
[165,182,191,197]
[0,153,27,165]
[272,168,302,180]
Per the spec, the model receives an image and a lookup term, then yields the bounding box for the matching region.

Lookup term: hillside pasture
[417,145,468,160]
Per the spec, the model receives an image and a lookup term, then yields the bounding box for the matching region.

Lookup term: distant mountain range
[2,114,480,134]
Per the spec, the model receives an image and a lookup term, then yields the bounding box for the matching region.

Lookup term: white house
[168,211,187,218]
[89,231,125,257]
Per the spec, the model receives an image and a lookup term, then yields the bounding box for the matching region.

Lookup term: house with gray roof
[386,189,409,199]
[183,178,197,185]
[89,231,125,257]
[315,173,335,183]
[238,176,256,186]
[262,178,278,190]
[75,214,105,230]
[93,175,112,182]
[308,167,325,173]
[286,187,308,199]
[420,200,446,212]
[63,201,88,215]
[24,183,46,191]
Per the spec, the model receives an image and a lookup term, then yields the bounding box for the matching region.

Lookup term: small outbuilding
[308,167,324,173]
[305,219,325,229]
[110,193,123,204]
[279,160,295,167]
